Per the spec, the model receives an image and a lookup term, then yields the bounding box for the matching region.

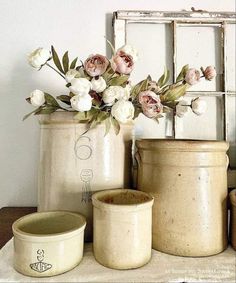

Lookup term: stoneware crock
[136,139,229,257]
[229,189,236,250]
[92,189,154,269]
[38,112,133,241]
[12,211,86,277]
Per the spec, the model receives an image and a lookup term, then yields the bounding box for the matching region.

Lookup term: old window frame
[113,10,236,184]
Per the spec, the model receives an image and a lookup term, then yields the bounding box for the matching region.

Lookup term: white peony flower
[103,86,128,105]
[30,89,45,107]
[28,48,51,69]
[65,69,80,83]
[118,45,139,62]
[176,100,190,118]
[69,78,92,96]
[191,98,207,115]
[70,94,93,112]
[111,100,134,124]
[91,77,107,93]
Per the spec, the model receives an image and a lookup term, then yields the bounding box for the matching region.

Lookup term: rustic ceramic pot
[38,112,133,241]
[229,189,236,250]
[92,189,154,269]
[12,211,86,277]
[136,139,229,257]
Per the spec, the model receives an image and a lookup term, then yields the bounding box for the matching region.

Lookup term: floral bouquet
[25,42,216,134]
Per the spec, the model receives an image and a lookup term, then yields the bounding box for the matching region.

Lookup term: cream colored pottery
[92,189,154,270]
[38,112,133,241]
[12,211,86,277]
[229,189,236,250]
[136,139,229,257]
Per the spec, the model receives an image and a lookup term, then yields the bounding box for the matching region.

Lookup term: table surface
[0,207,236,283]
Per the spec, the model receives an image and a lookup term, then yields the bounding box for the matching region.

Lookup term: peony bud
[191,97,207,115]
[28,48,51,69]
[70,94,93,112]
[203,66,216,81]
[184,68,201,85]
[176,100,190,118]
[30,89,45,107]
[91,77,107,93]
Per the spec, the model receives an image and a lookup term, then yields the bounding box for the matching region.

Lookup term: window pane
[135,112,173,139]
[176,25,222,91]
[175,94,224,140]
[227,94,236,168]
[126,23,173,84]
[226,24,236,92]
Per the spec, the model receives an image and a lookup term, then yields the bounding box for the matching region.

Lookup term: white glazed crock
[92,189,154,270]
[12,211,86,277]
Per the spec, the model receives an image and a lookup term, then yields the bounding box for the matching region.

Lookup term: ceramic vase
[136,139,229,257]
[37,112,133,241]
[229,189,236,250]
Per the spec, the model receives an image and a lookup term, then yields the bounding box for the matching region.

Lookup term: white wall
[0,0,235,208]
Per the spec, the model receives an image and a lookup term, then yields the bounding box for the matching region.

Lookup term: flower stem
[46,63,66,80]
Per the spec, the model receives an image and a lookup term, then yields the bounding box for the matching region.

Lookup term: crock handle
[226,154,229,169]
[135,151,141,167]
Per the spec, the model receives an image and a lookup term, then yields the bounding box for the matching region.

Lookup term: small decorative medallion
[30,249,52,273]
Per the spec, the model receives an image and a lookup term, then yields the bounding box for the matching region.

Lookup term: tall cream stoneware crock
[136,139,229,257]
[38,112,133,241]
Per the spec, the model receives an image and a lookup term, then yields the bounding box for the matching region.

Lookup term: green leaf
[73,108,99,122]
[111,118,120,135]
[51,46,65,74]
[133,107,142,119]
[70,57,78,69]
[108,75,129,87]
[104,117,111,136]
[34,106,56,115]
[44,93,60,107]
[131,77,149,100]
[157,67,170,87]
[97,111,109,123]
[57,95,71,105]
[161,84,189,102]
[23,107,42,121]
[62,51,69,73]
[176,65,189,83]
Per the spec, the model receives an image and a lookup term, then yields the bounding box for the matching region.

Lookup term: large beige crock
[136,139,229,257]
[38,112,133,241]
[12,211,86,277]
[92,189,154,269]
[229,189,236,250]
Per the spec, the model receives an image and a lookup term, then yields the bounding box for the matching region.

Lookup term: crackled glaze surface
[136,139,229,257]
[38,112,133,241]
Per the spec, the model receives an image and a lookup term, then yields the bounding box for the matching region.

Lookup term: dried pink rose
[84,54,109,77]
[203,66,216,81]
[139,90,163,118]
[184,68,201,85]
[111,51,134,75]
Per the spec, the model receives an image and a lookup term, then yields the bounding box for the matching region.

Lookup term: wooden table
[0,207,37,249]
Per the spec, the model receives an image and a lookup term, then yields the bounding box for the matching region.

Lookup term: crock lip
[92,189,154,211]
[38,111,134,127]
[12,211,86,240]
[136,138,229,152]
[229,189,236,206]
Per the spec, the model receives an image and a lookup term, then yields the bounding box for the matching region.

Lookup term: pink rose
[184,68,201,85]
[139,90,163,118]
[111,51,134,75]
[84,54,109,77]
[203,66,216,81]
